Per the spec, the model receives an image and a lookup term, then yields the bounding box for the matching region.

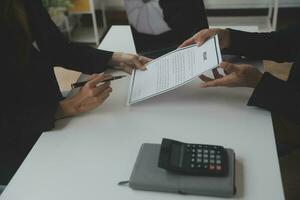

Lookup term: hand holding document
[128,35,222,105]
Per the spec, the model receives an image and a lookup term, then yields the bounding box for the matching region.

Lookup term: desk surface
[0,26,284,200]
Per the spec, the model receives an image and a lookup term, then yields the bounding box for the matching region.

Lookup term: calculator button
[192,149,196,153]
[197,149,202,153]
[190,164,195,168]
[216,155,221,159]
[210,150,215,154]
[192,144,196,148]
[216,160,222,164]
[216,165,222,171]
[197,158,202,163]
[191,158,195,162]
[197,144,202,148]
[209,165,215,170]
[210,159,215,164]
[204,165,208,169]
[197,164,202,168]
[217,150,221,154]
[191,153,196,157]
[203,159,208,163]
[210,154,215,159]
[197,154,202,158]
[203,154,208,158]
[204,150,208,154]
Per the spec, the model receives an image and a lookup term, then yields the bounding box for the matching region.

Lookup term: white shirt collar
[32,41,40,51]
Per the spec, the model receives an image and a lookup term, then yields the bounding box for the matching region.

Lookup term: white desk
[0,26,284,200]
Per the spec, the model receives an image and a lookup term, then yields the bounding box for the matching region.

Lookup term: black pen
[71,75,126,89]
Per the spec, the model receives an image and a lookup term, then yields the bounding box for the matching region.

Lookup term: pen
[71,75,126,89]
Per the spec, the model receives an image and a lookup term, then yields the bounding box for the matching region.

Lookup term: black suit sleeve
[0,74,59,184]
[0,102,58,184]
[248,72,300,124]
[229,24,300,124]
[0,66,59,143]
[228,23,300,62]
[34,1,113,74]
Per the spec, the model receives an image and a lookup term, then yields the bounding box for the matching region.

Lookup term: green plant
[42,0,73,9]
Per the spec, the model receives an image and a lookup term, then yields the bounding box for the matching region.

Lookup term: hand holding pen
[57,74,120,119]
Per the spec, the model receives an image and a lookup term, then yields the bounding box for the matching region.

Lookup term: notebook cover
[129,143,236,197]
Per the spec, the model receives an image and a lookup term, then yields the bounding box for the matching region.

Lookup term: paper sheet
[128,35,222,105]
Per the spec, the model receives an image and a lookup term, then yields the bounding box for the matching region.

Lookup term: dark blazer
[228,23,300,124]
[0,0,113,184]
[159,0,208,35]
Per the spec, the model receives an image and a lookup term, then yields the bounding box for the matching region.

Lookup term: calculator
[158,138,228,176]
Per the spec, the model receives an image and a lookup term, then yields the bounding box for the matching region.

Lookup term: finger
[132,56,147,70]
[86,74,112,88]
[75,80,110,104]
[84,88,112,104]
[121,62,133,74]
[138,55,152,64]
[200,75,234,88]
[219,62,237,74]
[90,82,111,97]
[88,74,99,81]
[79,92,111,112]
[212,68,223,79]
[194,29,214,46]
[81,87,112,109]
[199,75,213,82]
[223,68,230,75]
[179,37,195,48]
[96,86,112,99]
[89,87,112,103]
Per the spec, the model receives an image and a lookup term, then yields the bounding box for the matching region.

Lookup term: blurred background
[47,0,299,91]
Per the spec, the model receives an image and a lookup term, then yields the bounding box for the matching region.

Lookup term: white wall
[96,0,300,10]
[104,0,123,8]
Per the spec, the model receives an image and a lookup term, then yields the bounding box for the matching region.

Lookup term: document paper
[128,35,222,104]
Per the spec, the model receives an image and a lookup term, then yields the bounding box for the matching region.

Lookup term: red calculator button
[209,165,215,170]
[216,165,222,171]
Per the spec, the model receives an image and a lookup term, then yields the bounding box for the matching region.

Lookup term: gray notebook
[129,143,236,197]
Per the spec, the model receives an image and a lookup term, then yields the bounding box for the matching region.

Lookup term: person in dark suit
[180,24,300,125]
[180,24,300,161]
[180,24,300,198]
[0,0,150,185]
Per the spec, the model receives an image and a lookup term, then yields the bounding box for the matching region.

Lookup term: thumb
[179,37,195,48]
[219,62,238,74]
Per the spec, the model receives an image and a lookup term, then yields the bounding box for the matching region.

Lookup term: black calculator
[158,138,228,176]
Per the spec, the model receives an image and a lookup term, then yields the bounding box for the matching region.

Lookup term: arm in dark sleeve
[0,77,60,183]
[49,41,113,75]
[0,101,58,184]
[0,64,60,146]
[35,2,113,74]
[1,101,59,140]
[228,23,300,62]
[248,72,300,124]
